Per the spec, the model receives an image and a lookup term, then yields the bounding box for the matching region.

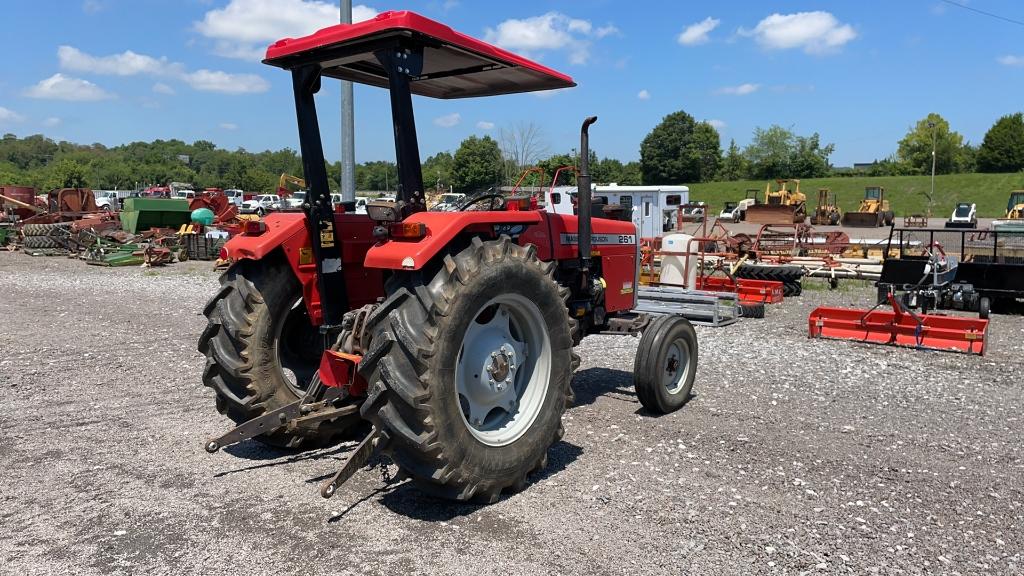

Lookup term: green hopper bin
[120,197,192,234]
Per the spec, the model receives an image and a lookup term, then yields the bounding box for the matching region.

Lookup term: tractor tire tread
[197,254,336,449]
[357,236,576,502]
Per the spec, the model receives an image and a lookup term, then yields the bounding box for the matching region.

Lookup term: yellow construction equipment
[993,190,1024,231]
[744,179,807,224]
[277,173,306,197]
[841,186,894,227]
[810,187,841,226]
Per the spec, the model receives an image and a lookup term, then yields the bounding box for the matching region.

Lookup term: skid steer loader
[199,11,701,503]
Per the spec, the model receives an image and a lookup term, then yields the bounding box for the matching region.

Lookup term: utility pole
[340,0,356,201]
[928,120,937,219]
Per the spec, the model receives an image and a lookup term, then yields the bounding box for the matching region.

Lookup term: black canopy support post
[291,64,349,332]
[375,46,426,218]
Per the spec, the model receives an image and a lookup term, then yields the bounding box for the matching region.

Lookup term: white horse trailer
[543,183,689,240]
[595,184,689,240]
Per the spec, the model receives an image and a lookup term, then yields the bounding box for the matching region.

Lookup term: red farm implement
[808,293,988,355]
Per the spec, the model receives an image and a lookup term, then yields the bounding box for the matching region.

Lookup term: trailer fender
[222,212,324,323]
[363,210,544,270]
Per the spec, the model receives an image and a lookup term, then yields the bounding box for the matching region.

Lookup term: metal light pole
[928,120,937,216]
[340,0,356,201]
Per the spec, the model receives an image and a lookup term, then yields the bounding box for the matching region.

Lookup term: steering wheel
[458,193,506,211]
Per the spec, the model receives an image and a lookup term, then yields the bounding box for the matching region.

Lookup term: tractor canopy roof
[263,10,575,99]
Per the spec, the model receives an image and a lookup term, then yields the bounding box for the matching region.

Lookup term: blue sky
[1,0,1023,167]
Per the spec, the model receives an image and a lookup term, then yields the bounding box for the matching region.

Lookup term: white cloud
[58,45,175,76]
[434,112,461,128]
[484,12,617,65]
[998,55,1024,67]
[57,46,269,95]
[220,122,239,130]
[706,119,726,130]
[42,117,62,127]
[476,120,495,130]
[195,0,378,61]
[0,106,25,123]
[740,12,856,54]
[25,73,114,101]
[677,17,720,46]
[82,0,103,13]
[181,70,270,94]
[715,83,760,96]
[637,89,650,100]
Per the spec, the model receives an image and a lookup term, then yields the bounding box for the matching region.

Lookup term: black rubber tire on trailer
[633,315,698,414]
[23,235,59,249]
[734,263,803,283]
[782,281,802,297]
[357,236,576,502]
[197,253,335,449]
[979,296,991,320]
[739,302,766,319]
[22,224,44,237]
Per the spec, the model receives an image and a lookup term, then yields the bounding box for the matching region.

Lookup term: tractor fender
[223,212,325,323]
[223,212,308,261]
[363,210,543,270]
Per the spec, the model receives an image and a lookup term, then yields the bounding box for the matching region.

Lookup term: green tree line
[3,109,1022,194]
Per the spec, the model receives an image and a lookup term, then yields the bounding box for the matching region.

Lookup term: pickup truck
[240,194,281,215]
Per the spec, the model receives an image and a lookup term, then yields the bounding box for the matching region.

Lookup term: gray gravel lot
[1,252,1022,575]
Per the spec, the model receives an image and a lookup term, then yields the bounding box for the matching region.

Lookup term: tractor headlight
[366,201,400,222]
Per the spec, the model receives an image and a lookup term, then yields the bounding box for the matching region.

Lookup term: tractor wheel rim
[662,339,690,394]
[456,294,551,447]
[276,298,320,397]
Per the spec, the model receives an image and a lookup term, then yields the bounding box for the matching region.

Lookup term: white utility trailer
[544,183,690,240]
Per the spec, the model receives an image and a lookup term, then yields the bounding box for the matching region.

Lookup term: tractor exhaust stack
[577,116,597,276]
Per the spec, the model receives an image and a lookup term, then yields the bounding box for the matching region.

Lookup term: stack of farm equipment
[807,225,1023,356]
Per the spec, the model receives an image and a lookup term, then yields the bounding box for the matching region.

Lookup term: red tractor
[200,11,699,502]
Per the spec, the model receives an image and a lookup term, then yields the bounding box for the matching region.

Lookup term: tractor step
[635,286,739,327]
[808,302,988,355]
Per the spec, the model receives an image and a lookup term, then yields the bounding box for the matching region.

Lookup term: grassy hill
[685,173,1024,218]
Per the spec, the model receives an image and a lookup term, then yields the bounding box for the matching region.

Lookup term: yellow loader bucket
[744,204,805,225]
[841,211,881,227]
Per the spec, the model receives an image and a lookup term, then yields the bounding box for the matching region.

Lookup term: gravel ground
[1,252,1022,575]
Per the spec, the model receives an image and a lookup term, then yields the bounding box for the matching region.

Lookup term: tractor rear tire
[198,253,335,449]
[357,236,576,502]
[634,315,698,414]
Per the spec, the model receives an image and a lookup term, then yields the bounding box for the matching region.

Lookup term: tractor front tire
[358,236,575,502]
[634,315,698,414]
[739,302,766,319]
[198,253,331,449]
